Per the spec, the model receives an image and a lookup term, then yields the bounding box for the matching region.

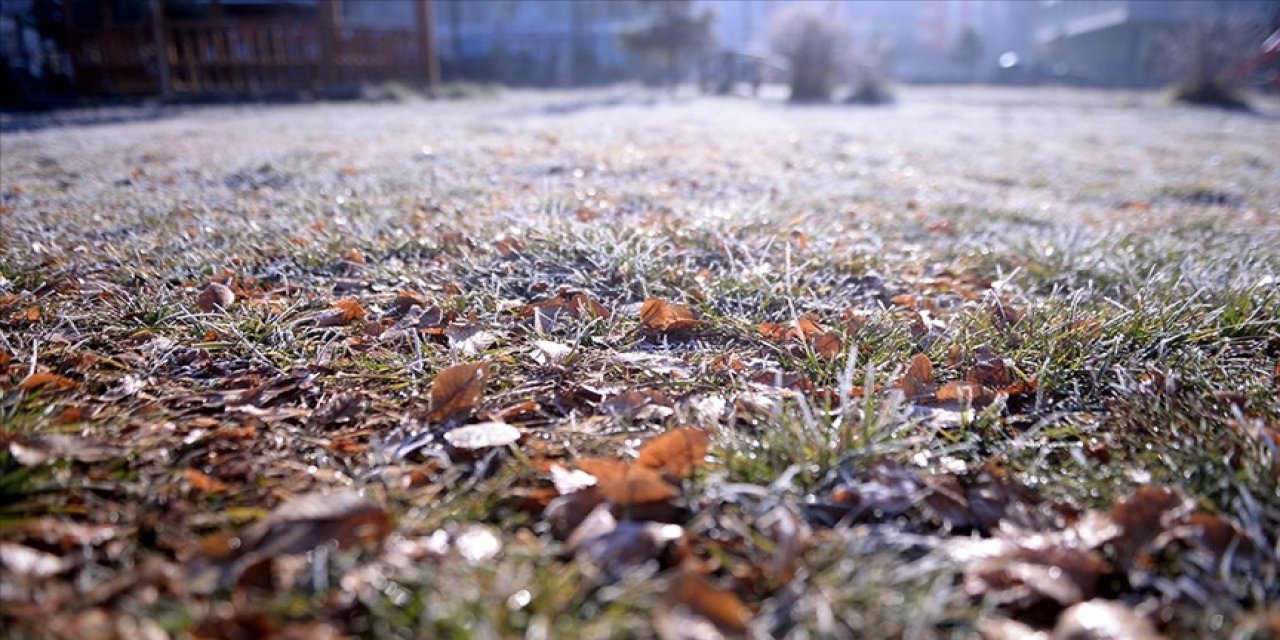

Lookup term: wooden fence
[65,1,438,98]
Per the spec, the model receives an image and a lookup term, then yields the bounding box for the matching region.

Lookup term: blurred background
[1,0,1278,109]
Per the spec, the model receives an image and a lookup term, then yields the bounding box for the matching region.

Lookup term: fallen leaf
[443,422,521,450]
[760,314,843,360]
[891,293,919,309]
[314,298,366,327]
[210,491,392,587]
[937,380,988,404]
[759,313,824,343]
[568,505,684,577]
[18,372,77,392]
[197,282,235,312]
[966,352,1014,388]
[600,389,673,420]
[898,353,936,400]
[749,370,813,393]
[186,468,231,493]
[428,362,490,423]
[636,428,710,479]
[24,306,40,322]
[521,291,610,328]
[672,573,752,632]
[311,392,366,428]
[964,543,1106,622]
[577,458,679,505]
[1108,485,1189,570]
[640,298,703,333]
[811,332,844,360]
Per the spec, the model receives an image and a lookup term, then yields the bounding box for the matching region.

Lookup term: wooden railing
[65,3,437,98]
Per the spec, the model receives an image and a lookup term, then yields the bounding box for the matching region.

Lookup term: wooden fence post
[416,0,441,95]
[149,0,173,98]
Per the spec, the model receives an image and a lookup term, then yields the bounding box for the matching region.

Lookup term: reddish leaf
[577,458,679,505]
[811,332,844,360]
[759,313,824,342]
[636,428,710,480]
[186,468,231,493]
[966,353,1014,387]
[428,362,491,423]
[672,573,752,632]
[314,298,366,327]
[891,293,918,309]
[640,298,703,332]
[18,372,77,392]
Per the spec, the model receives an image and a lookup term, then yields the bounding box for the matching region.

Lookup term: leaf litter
[1,89,1276,639]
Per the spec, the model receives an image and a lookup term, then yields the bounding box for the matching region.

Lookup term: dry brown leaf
[566,504,684,576]
[898,353,936,400]
[891,293,919,309]
[390,290,428,316]
[314,298,366,327]
[811,332,844,360]
[24,306,40,322]
[967,354,1014,387]
[759,313,824,342]
[600,389,672,420]
[672,573,752,633]
[965,544,1106,616]
[750,370,814,393]
[1109,485,1189,570]
[636,428,710,480]
[577,458,679,505]
[18,372,77,392]
[213,491,392,586]
[197,282,235,312]
[186,468,231,493]
[428,362,491,423]
[640,298,703,333]
[937,380,989,404]
[521,291,610,326]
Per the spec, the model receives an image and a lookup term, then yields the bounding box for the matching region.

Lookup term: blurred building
[1033,0,1279,86]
